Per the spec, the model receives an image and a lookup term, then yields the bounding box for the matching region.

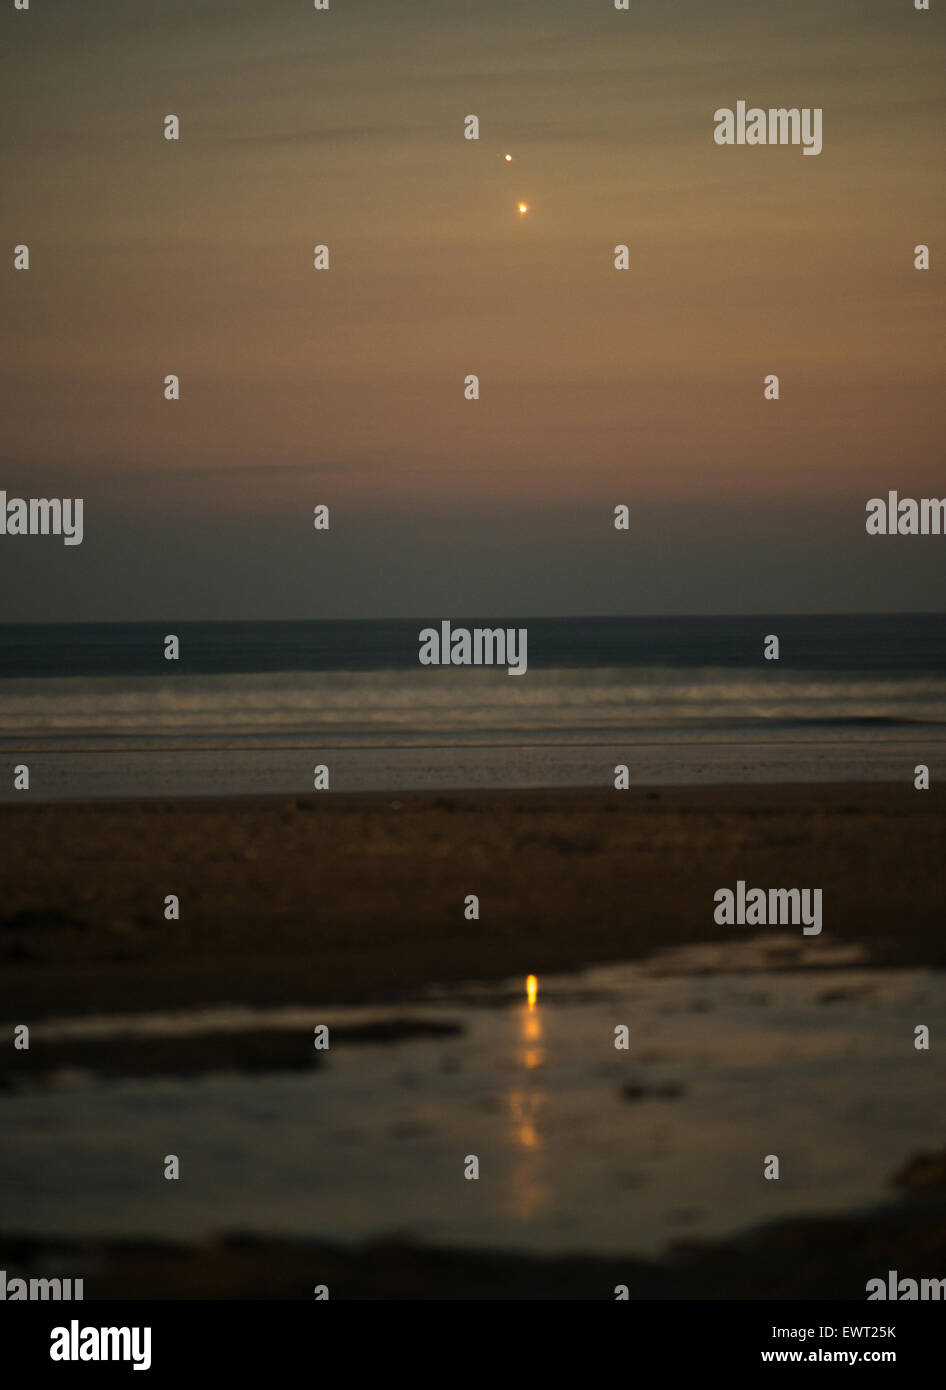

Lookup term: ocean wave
[0,666,943,747]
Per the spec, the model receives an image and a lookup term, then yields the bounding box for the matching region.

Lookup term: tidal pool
[2,934,944,1257]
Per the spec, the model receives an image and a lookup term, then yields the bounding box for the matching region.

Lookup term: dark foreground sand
[1,784,943,1023]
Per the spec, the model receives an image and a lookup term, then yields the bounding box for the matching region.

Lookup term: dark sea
[0,614,943,798]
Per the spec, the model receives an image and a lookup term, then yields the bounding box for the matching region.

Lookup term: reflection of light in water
[9,946,946,1257]
[508,1091,541,1150]
[521,987,543,1072]
[505,992,552,1220]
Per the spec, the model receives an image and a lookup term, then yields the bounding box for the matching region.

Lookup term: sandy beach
[3,783,944,1300]
[2,784,943,1024]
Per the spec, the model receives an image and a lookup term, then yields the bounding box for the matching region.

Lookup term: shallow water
[2,934,944,1256]
[1,732,942,801]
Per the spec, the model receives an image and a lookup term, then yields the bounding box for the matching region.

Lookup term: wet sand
[2,784,943,1299]
[3,1148,946,1300]
[7,1017,461,1082]
[1,784,943,1027]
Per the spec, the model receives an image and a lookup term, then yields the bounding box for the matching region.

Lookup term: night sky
[2,0,944,619]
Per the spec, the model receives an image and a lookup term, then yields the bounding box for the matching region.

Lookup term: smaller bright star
[504,153,513,161]
[518,202,528,214]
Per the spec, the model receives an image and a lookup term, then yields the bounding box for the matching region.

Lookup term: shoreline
[4,726,944,804]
